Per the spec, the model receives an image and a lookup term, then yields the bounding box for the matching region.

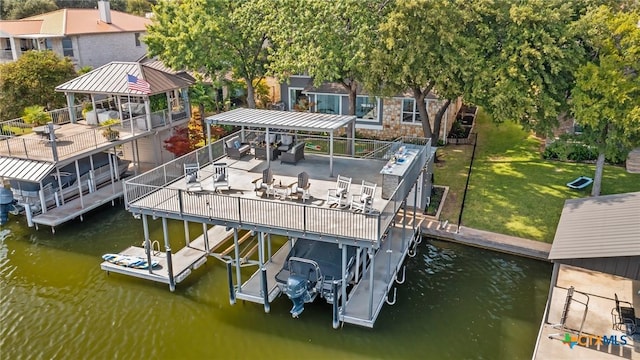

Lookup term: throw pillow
[234,140,241,149]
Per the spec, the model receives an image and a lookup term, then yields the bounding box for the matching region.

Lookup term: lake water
[0,207,551,359]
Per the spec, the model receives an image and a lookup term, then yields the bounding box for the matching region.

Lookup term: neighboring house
[0,0,150,69]
[281,75,460,141]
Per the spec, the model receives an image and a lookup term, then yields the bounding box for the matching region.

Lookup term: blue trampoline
[567,176,593,189]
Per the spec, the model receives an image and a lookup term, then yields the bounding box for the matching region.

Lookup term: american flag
[127,74,151,94]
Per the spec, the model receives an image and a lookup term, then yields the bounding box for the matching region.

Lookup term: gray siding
[559,256,640,280]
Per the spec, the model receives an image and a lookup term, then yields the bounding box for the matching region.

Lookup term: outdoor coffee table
[273,183,290,200]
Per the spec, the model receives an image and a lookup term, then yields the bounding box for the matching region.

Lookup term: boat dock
[30,179,126,232]
[119,109,435,328]
[101,225,234,288]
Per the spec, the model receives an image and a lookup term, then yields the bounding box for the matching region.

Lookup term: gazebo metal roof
[205,108,356,132]
[205,108,356,176]
[55,61,193,96]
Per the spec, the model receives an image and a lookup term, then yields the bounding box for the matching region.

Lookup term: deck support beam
[368,247,375,318]
[258,232,270,313]
[233,229,242,293]
[162,217,175,291]
[341,244,347,308]
[143,214,153,274]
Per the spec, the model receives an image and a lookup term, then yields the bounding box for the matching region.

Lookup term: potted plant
[22,105,50,126]
[101,118,120,141]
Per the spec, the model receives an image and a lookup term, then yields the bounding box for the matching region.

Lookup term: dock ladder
[549,286,590,340]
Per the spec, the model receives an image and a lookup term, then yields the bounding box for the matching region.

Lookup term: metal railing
[124,131,432,244]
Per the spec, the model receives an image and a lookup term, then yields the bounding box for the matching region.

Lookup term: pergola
[205,108,357,177]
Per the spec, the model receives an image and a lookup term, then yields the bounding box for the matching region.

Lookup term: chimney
[98,0,112,24]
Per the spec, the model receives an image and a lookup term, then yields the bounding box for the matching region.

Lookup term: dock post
[368,248,375,319]
[202,223,209,253]
[233,229,242,293]
[142,214,152,274]
[226,261,236,304]
[184,220,191,248]
[332,281,340,329]
[341,244,347,306]
[258,232,270,313]
[163,218,175,291]
[261,267,270,313]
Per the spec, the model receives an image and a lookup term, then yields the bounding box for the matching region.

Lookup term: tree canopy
[0,51,76,120]
[570,6,640,196]
[145,0,276,108]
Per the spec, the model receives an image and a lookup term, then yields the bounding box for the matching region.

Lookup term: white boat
[8,152,130,215]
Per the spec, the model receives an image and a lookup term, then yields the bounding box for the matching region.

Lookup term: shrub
[22,105,50,126]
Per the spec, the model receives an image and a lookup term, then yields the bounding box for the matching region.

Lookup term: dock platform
[101,225,233,286]
[342,225,415,327]
[32,180,126,230]
[235,243,290,304]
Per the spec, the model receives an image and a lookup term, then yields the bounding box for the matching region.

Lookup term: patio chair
[212,162,229,193]
[225,136,251,159]
[278,134,294,152]
[350,181,377,213]
[184,162,202,192]
[288,172,311,202]
[252,168,275,197]
[326,175,352,208]
[612,293,637,335]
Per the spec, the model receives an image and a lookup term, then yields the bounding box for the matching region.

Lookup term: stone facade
[356,97,461,141]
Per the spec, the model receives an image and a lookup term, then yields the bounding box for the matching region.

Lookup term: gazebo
[205,108,356,177]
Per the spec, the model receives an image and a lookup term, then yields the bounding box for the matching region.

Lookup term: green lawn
[435,110,640,243]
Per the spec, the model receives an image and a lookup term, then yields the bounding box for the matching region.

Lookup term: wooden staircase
[626,148,640,174]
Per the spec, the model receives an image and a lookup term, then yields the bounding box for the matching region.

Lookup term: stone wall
[356,97,460,140]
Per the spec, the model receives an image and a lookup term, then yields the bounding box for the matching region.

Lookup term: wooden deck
[32,180,126,230]
[101,225,234,287]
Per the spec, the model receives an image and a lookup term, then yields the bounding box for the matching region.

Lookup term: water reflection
[0,213,551,360]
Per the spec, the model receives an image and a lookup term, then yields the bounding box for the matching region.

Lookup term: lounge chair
[252,168,275,197]
[612,293,637,335]
[326,175,352,208]
[280,142,305,165]
[278,134,294,152]
[288,172,311,202]
[184,163,202,191]
[350,181,377,213]
[225,136,251,159]
[212,162,229,193]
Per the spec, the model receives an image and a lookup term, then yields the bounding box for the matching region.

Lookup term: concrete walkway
[399,210,552,261]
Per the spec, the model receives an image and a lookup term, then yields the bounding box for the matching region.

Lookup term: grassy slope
[437,110,640,243]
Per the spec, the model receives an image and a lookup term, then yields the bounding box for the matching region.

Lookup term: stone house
[280,75,461,141]
[0,1,150,69]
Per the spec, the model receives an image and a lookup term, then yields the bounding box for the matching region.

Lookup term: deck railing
[124,131,432,244]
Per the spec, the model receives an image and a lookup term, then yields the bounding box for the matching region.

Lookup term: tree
[145,0,276,109]
[5,0,57,19]
[364,0,473,143]
[570,6,640,196]
[0,51,76,120]
[467,0,584,135]
[127,0,152,16]
[269,0,389,144]
[54,0,127,11]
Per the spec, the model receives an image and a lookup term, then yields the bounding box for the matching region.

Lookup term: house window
[315,94,341,114]
[44,39,52,50]
[402,98,419,123]
[356,96,379,121]
[62,37,74,57]
[289,88,308,111]
[134,33,141,47]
